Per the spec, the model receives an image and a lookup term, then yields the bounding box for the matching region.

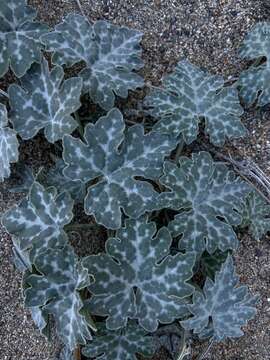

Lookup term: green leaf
[83,216,195,332]
[238,22,270,106]
[9,58,82,143]
[41,14,144,110]
[181,256,258,341]
[144,60,246,146]
[63,108,177,229]
[0,0,49,78]
[2,181,73,258]
[82,321,155,360]
[240,191,270,240]
[159,152,249,255]
[0,104,19,181]
[24,245,93,350]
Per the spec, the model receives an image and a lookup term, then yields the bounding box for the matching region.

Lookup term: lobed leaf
[9,58,82,143]
[238,22,270,106]
[41,14,144,110]
[0,103,19,181]
[82,321,155,360]
[181,256,258,341]
[0,0,48,78]
[240,191,270,240]
[144,60,246,146]
[24,245,93,350]
[63,108,177,229]
[83,215,195,332]
[2,181,73,258]
[159,152,250,255]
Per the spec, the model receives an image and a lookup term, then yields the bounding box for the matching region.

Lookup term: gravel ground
[1,0,269,359]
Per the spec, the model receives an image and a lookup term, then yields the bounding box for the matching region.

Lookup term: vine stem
[0,89,9,99]
[75,0,86,17]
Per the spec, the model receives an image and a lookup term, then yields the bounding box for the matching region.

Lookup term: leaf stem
[0,89,9,99]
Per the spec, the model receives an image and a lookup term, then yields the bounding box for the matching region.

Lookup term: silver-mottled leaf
[159,152,250,255]
[181,256,258,341]
[83,321,155,360]
[63,108,177,229]
[24,245,93,350]
[2,181,73,258]
[144,60,246,146]
[238,22,270,106]
[0,104,19,181]
[83,216,195,332]
[240,191,270,240]
[0,0,49,77]
[41,14,144,110]
[9,58,82,143]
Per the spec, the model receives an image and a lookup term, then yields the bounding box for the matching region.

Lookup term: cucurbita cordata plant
[1,1,269,359]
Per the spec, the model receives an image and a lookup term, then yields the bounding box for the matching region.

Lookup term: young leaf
[181,256,258,341]
[238,23,270,106]
[2,182,73,258]
[9,58,82,143]
[144,60,246,146]
[0,104,19,181]
[83,216,195,332]
[240,191,270,240]
[0,0,49,78]
[159,152,249,255]
[63,108,177,229]
[82,321,155,360]
[24,245,93,350]
[41,14,144,110]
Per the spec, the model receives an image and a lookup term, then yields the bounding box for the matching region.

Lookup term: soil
[0,1,270,360]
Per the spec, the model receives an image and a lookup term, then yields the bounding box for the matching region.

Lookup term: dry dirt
[0,1,270,359]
